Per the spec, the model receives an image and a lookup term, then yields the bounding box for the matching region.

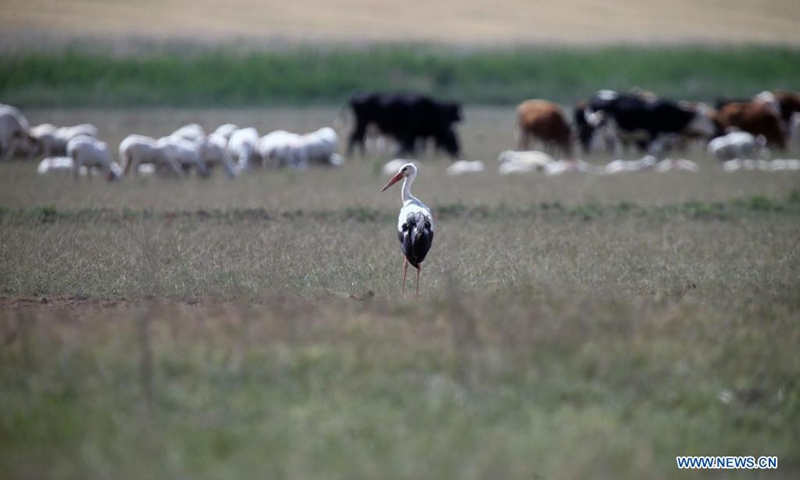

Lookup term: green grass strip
[2,44,799,107]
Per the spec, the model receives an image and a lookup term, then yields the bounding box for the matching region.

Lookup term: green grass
[2,44,800,107]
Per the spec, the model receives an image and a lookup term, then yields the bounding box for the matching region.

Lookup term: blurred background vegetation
[2,45,800,107]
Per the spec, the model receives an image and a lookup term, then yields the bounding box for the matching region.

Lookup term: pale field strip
[0,0,799,47]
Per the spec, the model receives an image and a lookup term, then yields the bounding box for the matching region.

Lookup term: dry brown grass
[2,107,800,479]
[1,285,799,479]
[1,206,797,299]
[1,0,799,49]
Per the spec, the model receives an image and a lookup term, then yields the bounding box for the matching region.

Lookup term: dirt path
[2,0,799,48]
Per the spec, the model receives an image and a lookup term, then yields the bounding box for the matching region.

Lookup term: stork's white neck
[401,171,418,204]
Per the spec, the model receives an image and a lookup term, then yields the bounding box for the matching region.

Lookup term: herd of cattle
[339,89,800,162]
[2,88,800,181]
[345,89,800,161]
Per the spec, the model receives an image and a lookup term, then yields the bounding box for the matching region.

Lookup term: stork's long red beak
[381,173,404,192]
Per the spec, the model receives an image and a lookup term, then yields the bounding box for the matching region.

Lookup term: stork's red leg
[416,263,422,296]
[402,257,408,295]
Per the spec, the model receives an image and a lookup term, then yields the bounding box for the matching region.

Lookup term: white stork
[381,162,434,295]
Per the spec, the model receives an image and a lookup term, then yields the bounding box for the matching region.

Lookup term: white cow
[67,136,122,181]
[707,131,769,161]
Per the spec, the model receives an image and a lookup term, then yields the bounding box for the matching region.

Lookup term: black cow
[583,90,715,154]
[573,100,595,154]
[346,92,462,159]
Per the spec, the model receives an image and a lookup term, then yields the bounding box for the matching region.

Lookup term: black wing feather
[398,211,434,270]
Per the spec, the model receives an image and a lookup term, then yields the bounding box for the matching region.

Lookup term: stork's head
[381,162,416,192]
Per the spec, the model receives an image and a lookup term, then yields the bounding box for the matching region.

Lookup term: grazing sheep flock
[1,104,345,182]
[3,89,800,183]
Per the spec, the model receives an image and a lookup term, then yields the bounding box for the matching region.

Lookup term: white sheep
[789,113,800,151]
[56,124,98,142]
[707,131,769,161]
[0,104,33,160]
[228,127,260,170]
[499,161,539,175]
[119,134,184,178]
[382,158,409,176]
[258,128,341,169]
[604,155,657,174]
[258,130,302,168]
[55,124,98,155]
[38,156,79,175]
[212,124,239,142]
[170,123,206,142]
[29,123,59,157]
[544,159,606,176]
[298,127,341,167]
[197,133,238,178]
[773,159,800,170]
[654,159,700,172]
[497,150,555,173]
[724,158,800,172]
[157,136,211,177]
[159,132,237,177]
[446,160,485,175]
[67,136,122,181]
[29,123,99,157]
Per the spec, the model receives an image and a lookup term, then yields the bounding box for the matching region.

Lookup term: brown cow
[516,99,572,155]
[715,101,786,150]
[772,90,800,125]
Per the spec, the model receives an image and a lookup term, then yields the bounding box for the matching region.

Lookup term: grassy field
[2,107,800,479]
[2,45,800,107]
[3,2,800,475]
